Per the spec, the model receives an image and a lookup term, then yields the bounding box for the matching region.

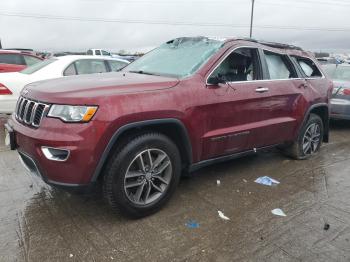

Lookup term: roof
[171,36,304,51]
[0,49,42,57]
[54,55,129,63]
[0,49,23,54]
[223,37,303,51]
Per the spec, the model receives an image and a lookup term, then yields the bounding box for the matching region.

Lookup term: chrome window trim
[205,45,325,86]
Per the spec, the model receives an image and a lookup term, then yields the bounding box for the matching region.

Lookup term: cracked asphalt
[1,114,350,261]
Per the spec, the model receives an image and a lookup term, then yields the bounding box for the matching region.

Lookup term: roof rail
[234,38,303,51]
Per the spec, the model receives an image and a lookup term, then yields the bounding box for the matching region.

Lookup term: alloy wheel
[302,123,321,156]
[124,148,172,205]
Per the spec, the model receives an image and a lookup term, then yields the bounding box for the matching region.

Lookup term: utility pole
[249,0,255,38]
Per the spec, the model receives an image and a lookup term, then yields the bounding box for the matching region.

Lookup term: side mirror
[207,75,226,86]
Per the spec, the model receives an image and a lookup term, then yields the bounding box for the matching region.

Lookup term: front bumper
[17,150,94,192]
[7,114,107,188]
[330,98,350,120]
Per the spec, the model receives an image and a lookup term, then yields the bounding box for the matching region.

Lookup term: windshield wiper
[128,70,159,76]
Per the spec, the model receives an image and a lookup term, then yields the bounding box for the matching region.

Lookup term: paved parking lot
[1,114,350,261]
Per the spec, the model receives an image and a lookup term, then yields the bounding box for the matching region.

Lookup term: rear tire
[283,113,323,160]
[102,132,181,218]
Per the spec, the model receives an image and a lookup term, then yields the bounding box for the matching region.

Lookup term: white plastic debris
[218,210,230,220]
[243,179,248,183]
[271,208,286,217]
[216,180,221,186]
[253,148,257,153]
[254,176,280,186]
[69,254,74,258]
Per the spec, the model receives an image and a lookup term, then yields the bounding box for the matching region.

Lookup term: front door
[198,47,265,160]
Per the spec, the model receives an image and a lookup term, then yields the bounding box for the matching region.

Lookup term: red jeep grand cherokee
[6,37,333,217]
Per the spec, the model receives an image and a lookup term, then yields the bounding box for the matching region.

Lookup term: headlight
[48,105,98,122]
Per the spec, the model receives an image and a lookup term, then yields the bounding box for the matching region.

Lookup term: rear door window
[108,60,128,71]
[292,56,323,78]
[63,63,77,76]
[0,53,24,65]
[264,51,296,79]
[21,58,57,74]
[23,55,42,66]
[75,59,108,74]
[95,50,102,56]
[102,50,110,56]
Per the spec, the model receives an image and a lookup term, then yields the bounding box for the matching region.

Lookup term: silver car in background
[323,64,350,120]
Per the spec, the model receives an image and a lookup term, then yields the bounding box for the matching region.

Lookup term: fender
[90,118,193,182]
[299,103,329,142]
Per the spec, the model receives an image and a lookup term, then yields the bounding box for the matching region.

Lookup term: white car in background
[0,55,129,113]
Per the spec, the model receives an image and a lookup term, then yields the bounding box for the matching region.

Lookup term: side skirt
[188,144,281,173]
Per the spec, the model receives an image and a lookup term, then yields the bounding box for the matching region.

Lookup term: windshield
[324,65,350,82]
[20,58,57,74]
[123,37,224,78]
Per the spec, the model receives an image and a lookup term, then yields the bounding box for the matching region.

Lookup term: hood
[22,72,179,103]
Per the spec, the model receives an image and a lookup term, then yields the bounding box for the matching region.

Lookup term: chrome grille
[15,96,49,127]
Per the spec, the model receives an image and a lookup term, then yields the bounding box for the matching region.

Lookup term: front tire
[283,113,323,160]
[103,132,181,218]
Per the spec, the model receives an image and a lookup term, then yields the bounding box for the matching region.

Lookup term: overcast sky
[0,0,349,53]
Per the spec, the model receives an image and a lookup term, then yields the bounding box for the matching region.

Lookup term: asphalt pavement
[1,114,350,261]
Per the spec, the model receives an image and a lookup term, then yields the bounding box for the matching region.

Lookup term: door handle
[255,87,269,93]
[298,83,308,89]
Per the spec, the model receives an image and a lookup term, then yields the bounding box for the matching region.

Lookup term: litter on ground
[217,180,221,186]
[186,220,200,228]
[271,208,286,217]
[243,179,248,183]
[324,223,330,231]
[255,176,280,186]
[218,211,230,220]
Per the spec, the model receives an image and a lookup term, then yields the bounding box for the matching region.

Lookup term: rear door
[74,59,108,75]
[246,50,306,148]
[107,60,129,72]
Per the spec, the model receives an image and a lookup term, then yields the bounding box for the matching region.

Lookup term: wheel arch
[301,103,329,143]
[90,118,193,182]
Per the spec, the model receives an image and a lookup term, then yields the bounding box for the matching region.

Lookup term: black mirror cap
[207,75,226,85]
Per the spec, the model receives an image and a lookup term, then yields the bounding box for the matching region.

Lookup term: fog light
[41,147,70,161]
